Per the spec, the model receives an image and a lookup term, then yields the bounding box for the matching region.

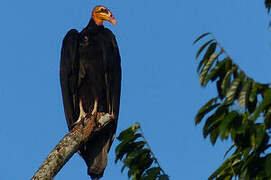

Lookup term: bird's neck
[81,19,104,35]
[87,18,104,30]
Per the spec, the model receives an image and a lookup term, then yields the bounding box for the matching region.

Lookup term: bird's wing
[60,29,81,130]
[103,28,121,119]
[110,34,122,119]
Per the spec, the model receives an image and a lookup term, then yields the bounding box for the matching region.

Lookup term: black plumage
[60,10,121,179]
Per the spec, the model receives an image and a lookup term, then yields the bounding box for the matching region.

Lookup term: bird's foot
[71,116,86,128]
[110,113,116,120]
[71,99,87,128]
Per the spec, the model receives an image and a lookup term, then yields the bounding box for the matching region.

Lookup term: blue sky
[0,0,270,179]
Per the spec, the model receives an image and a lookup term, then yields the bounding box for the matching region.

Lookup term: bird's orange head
[92,6,117,26]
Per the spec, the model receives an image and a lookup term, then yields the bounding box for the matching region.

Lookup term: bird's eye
[99,8,109,14]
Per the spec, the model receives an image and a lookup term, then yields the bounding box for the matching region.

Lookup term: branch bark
[31,113,112,180]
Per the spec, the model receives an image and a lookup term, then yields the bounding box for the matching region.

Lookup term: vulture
[60,5,121,179]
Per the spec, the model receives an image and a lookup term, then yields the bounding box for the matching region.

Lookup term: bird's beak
[109,16,117,26]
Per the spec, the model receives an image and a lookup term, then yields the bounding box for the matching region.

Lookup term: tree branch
[31,113,112,180]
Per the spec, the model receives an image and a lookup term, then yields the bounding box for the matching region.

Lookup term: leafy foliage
[194,33,271,179]
[114,2,270,180]
[115,123,169,180]
[266,0,271,13]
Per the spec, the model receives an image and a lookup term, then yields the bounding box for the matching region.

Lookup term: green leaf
[115,141,146,163]
[219,111,239,140]
[230,114,243,138]
[213,58,231,99]
[141,167,160,180]
[203,104,228,138]
[266,0,271,13]
[250,133,256,148]
[206,58,227,83]
[208,153,242,180]
[226,73,244,103]
[115,142,129,162]
[197,43,217,75]
[210,127,219,145]
[217,76,224,100]
[221,66,236,96]
[208,159,231,179]
[249,82,258,103]
[255,124,265,148]
[123,149,150,167]
[195,97,219,124]
[159,175,170,180]
[115,123,168,179]
[122,133,142,144]
[118,124,140,141]
[196,39,214,58]
[247,96,257,113]
[238,80,251,108]
[136,154,154,175]
[200,53,218,86]
[193,32,211,44]
[224,57,232,70]
[265,155,271,176]
[239,167,249,180]
[203,115,221,138]
[250,89,271,121]
[197,58,207,73]
[121,164,127,173]
[224,144,235,158]
[128,167,139,178]
[203,42,217,60]
[264,108,271,128]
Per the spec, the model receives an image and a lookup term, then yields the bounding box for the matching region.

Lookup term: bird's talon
[110,113,115,120]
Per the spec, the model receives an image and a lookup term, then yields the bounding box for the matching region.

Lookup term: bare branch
[31,113,112,180]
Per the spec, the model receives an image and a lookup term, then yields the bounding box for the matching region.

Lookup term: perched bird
[60,5,121,179]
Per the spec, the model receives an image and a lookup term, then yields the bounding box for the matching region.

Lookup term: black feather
[60,18,121,179]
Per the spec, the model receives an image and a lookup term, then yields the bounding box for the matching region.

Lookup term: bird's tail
[79,120,116,179]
